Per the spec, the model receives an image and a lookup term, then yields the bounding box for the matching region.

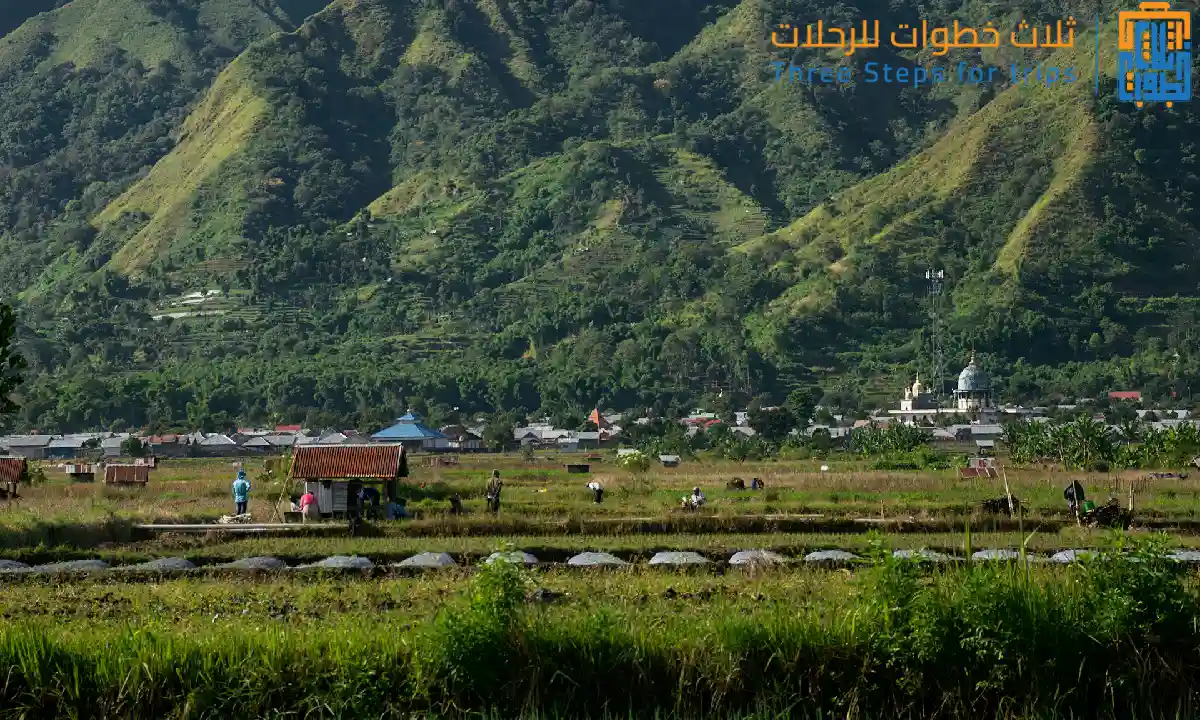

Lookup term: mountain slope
[3,0,1199,432]
[0,0,328,294]
[739,39,1199,378]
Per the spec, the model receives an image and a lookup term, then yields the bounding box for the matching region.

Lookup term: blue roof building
[372,412,448,447]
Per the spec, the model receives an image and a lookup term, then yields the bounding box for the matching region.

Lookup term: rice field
[3,544,1200,718]
[7,453,1197,526]
[4,453,1200,717]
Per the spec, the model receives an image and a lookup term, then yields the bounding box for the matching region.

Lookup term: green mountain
[2,0,1199,432]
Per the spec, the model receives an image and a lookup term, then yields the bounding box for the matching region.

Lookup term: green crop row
[2,537,1199,719]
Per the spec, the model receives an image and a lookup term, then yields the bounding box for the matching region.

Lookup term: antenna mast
[925,269,945,401]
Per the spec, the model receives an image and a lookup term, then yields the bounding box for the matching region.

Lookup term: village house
[100,434,132,458]
[145,434,189,458]
[437,425,485,451]
[46,435,95,460]
[556,435,579,451]
[512,423,571,448]
[1,435,53,459]
[372,412,448,451]
[241,435,277,452]
[197,433,239,457]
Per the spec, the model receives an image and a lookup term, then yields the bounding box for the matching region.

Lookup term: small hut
[0,456,27,497]
[104,464,150,486]
[289,444,408,518]
[64,463,97,482]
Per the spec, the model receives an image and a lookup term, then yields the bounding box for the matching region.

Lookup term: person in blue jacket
[232,470,251,515]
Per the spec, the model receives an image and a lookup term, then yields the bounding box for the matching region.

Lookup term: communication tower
[925,269,945,400]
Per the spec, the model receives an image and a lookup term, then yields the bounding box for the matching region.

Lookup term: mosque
[889,353,999,425]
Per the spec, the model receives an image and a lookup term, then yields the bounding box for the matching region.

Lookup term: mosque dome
[957,354,990,392]
[911,375,924,397]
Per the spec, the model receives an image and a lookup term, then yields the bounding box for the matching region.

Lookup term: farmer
[387,497,408,520]
[587,481,604,504]
[359,485,382,519]
[689,486,706,508]
[232,469,250,516]
[299,489,319,522]
[485,470,503,514]
[449,493,464,515]
[750,477,763,490]
[1064,480,1086,519]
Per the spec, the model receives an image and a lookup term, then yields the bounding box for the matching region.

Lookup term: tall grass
[1,538,1198,718]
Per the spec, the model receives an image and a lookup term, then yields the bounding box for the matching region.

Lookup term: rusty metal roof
[0,457,26,484]
[289,445,408,480]
[105,465,150,483]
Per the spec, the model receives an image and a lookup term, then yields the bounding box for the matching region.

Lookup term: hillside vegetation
[2,0,1199,432]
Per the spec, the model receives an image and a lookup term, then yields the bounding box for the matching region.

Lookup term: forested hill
[2,0,1199,433]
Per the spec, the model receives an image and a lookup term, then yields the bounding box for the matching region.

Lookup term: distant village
[1,410,664,460]
[1,348,1192,462]
[2,395,1194,462]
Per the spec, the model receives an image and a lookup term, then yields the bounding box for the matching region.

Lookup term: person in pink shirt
[299,491,319,522]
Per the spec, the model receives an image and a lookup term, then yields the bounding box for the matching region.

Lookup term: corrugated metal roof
[0,457,26,484]
[200,434,236,446]
[4,435,53,447]
[290,445,408,480]
[970,425,1003,435]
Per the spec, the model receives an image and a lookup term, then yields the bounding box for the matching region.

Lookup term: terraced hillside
[3,0,1200,431]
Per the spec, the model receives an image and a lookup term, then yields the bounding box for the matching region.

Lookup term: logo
[1118,1,1192,107]
[769,18,1082,90]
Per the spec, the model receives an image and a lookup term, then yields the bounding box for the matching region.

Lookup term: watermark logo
[771,18,1078,55]
[1117,1,1191,107]
[768,17,1082,89]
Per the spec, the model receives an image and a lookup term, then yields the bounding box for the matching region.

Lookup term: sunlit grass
[3,539,1199,717]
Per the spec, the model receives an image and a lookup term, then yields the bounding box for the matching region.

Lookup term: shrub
[415,546,532,702]
[615,450,650,474]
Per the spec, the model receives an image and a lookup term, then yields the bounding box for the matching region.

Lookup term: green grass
[10,453,1197,526]
[98,57,268,275]
[0,0,325,72]
[3,539,1200,718]
[6,455,1200,563]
